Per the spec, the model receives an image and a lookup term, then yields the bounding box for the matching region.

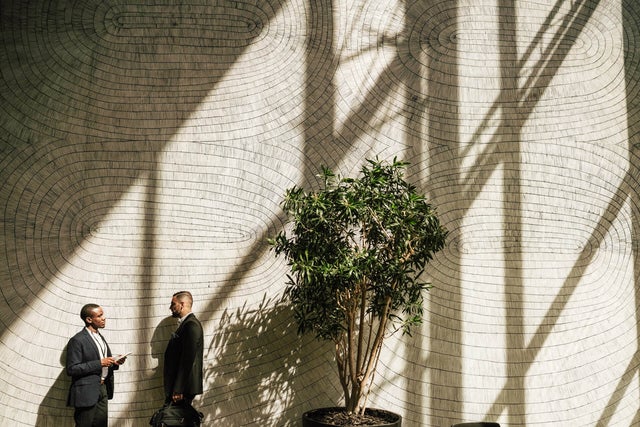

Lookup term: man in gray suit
[66,304,127,427]
[164,291,203,405]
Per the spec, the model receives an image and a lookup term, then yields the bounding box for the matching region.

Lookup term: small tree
[270,158,447,416]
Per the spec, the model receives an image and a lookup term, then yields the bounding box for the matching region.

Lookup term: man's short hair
[173,291,193,303]
[80,303,100,323]
[173,291,193,305]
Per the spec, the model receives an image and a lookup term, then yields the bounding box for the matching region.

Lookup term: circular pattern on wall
[2,0,640,426]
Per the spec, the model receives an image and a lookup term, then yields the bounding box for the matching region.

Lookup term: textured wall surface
[1,0,640,426]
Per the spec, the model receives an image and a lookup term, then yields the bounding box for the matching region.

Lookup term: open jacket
[66,328,117,408]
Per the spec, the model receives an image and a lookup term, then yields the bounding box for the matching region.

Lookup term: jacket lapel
[81,328,102,359]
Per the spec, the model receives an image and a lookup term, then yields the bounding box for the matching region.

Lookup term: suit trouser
[74,384,108,427]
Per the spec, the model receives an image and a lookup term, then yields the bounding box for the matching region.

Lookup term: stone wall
[1,0,639,425]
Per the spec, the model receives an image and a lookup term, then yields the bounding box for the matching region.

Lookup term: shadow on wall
[113,315,180,426]
[35,305,333,426]
[203,294,338,426]
[0,0,288,333]
[146,317,180,404]
[1,0,289,422]
[36,349,73,426]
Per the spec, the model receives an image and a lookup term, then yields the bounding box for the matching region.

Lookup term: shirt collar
[178,312,193,324]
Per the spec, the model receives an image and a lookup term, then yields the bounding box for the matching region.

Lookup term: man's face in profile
[170,297,183,318]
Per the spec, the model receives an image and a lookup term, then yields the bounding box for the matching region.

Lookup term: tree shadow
[202,294,339,426]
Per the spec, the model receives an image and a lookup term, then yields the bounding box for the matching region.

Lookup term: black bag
[149,401,203,427]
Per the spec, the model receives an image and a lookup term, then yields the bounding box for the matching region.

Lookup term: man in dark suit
[66,303,127,427]
[164,291,204,405]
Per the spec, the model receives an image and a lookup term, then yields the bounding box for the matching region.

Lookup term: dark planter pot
[302,407,402,427]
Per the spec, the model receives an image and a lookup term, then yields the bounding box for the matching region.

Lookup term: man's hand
[101,357,117,367]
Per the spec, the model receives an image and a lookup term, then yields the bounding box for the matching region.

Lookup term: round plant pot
[302,407,402,427]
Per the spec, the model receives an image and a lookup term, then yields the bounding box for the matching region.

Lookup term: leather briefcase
[149,401,203,427]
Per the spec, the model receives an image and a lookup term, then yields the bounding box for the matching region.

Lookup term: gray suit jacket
[66,328,117,408]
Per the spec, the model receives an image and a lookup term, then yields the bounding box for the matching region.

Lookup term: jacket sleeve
[66,335,101,378]
[106,342,119,372]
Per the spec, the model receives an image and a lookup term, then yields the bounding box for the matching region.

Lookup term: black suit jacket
[163,313,204,397]
[66,328,117,408]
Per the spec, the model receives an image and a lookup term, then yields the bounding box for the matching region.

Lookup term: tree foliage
[270,158,448,415]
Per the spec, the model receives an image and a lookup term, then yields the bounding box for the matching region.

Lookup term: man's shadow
[36,349,73,426]
[147,316,178,406]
